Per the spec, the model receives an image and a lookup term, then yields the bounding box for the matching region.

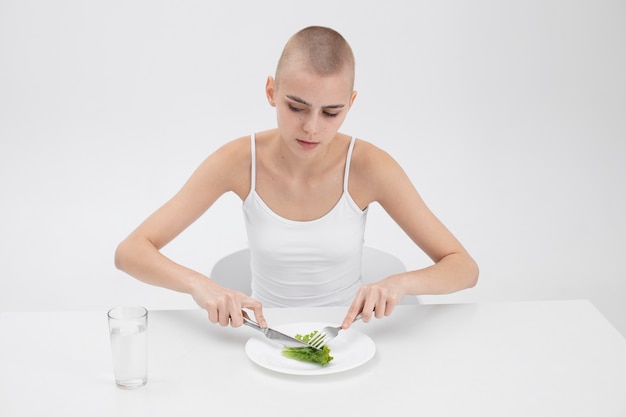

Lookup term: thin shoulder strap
[250,133,256,191]
[343,137,356,191]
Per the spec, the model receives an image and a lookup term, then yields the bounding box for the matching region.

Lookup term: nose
[302,112,320,135]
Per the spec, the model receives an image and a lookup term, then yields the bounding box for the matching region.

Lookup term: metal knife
[241,311,319,350]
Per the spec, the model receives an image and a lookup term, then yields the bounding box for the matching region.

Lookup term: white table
[1,300,625,417]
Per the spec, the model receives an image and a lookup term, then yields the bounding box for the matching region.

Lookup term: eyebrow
[286,95,345,109]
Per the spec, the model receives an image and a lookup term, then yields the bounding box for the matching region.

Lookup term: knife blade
[241,312,318,350]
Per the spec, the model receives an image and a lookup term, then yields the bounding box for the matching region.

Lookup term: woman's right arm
[114,137,266,327]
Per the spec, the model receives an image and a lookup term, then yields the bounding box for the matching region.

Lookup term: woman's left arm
[344,141,479,326]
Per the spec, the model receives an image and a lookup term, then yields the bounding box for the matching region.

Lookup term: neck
[273,133,340,178]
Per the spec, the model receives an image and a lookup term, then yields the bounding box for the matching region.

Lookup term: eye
[323,111,339,118]
[288,104,303,113]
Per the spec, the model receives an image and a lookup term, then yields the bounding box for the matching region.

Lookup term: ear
[266,76,276,107]
[349,90,357,107]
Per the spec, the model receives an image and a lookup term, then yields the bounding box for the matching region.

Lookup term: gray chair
[210,246,420,305]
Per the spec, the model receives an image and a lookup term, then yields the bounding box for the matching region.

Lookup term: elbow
[114,239,131,272]
[465,258,479,289]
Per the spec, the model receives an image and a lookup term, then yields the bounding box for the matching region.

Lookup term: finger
[384,299,397,317]
[228,308,245,328]
[361,290,380,323]
[207,305,219,324]
[214,297,234,327]
[373,293,390,319]
[360,302,376,323]
[374,301,386,319]
[242,298,266,328]
[342,301,364,329]
[343,291,367,328]
[218,307,231,327]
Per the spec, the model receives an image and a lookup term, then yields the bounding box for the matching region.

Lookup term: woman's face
[266,62,356,159]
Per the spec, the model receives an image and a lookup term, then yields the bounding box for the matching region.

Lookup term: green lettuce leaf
[280,330,334,366]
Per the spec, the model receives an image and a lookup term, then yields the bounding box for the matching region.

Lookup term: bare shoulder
[211,135,251,165]
[190,135,252,199]
[351,139,396,167]
[351,139,405,184]
[348,138,410,207]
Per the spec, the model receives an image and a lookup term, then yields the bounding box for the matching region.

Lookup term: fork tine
[308,332,325,347]
[306,319,357,349]
[308,332,327,348]
[310,337,326,349]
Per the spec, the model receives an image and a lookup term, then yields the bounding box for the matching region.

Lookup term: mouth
[296,138,319,149]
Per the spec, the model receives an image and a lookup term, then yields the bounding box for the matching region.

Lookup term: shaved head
[275,26,355,90]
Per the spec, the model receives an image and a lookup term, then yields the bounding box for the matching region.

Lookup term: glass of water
[107,306,148,389]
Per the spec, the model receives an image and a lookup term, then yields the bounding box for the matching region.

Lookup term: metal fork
[308,314,362,349]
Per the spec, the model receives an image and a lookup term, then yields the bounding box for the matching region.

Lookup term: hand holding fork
[307,314,362,349]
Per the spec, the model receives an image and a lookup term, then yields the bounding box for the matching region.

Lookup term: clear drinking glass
[107,306,148,389]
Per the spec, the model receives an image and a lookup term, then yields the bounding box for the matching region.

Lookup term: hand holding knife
[241,310,319,350]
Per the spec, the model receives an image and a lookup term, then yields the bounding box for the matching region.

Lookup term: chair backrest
[209,246,419,305]
[210,248,252,295]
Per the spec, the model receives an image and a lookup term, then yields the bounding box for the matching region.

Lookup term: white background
[1,0,624,336]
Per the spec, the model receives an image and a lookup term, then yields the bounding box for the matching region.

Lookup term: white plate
[245,321,376,375]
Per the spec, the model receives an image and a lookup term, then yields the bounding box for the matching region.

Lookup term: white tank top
[243,134,368,307]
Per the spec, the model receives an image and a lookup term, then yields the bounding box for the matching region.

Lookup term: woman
[115,26,478,330]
